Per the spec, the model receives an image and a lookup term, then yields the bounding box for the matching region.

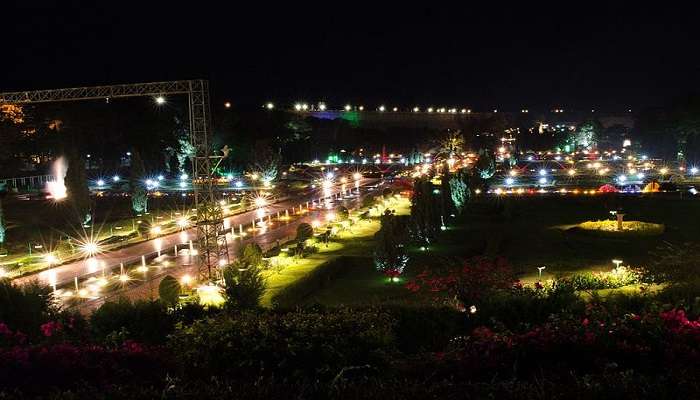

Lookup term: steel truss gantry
[0,80,229,281]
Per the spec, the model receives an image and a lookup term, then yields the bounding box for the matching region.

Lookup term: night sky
[2,2,699,111]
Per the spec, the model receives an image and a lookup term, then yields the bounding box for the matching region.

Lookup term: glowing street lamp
[81,241,100,257]
[254,196,268,208]
[265,102,274,110]
[177,218,189,229]
[154,96,166,105]
[44,253,58,265]
[112,175,120,182]
[344,104,352,111]
[96,179,105,186]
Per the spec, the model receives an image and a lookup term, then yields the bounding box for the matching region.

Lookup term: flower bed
[572,220,664,236]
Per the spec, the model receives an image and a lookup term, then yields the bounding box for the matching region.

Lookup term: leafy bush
[168,307,394,380]
[564,266,643,290]
[222,263,266,310]
[473,280,584,329]
[296,222,314,243]
[90,299,174,344]
[158,275,181,306]
[336,205,349,220]
[0,279,57,335]
[647,242,700,282]
[239,242,263,269]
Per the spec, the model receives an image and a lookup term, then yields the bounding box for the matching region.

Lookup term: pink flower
[40,321,63,337]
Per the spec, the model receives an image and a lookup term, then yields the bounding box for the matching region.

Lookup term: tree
[158,275,181,306]
[440,164,453,217]
[335,205,349,221]
[410,178,440,243]
[238,243,263,270]
[373,210,409,277]
[222,263,265,310]
[572,120,599,149]
[295,222,314,256]
[130,149,148,214]
[0,198,5,251]
[296,223,314,243]
[64,148,92,225]
[449,170,470,214]
[475,149,495,179]
[249,139,281,183]
[437,130,464,158]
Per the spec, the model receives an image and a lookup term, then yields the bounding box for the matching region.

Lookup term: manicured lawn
[263,194,697,307]
[447,194,700,281]
[261,196,414,307]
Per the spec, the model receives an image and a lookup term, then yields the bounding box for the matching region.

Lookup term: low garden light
[537,266,546,278]
[612,259,623,268]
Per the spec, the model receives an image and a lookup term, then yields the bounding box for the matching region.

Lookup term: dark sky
[2,2,699,111]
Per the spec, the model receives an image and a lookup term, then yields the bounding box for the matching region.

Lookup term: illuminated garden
[2,5,700,399]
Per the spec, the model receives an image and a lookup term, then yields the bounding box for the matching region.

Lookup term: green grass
[261,197,413,307]
[262,194,700,307]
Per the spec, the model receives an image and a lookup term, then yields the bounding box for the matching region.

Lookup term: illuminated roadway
[13,179,381,310]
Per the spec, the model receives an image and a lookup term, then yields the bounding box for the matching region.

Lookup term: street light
[155,96,166,105]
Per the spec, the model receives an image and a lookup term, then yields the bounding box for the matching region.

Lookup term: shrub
[168,307,395,380]
[473,280,584,329]
[158,275,181,306]
[0,279,57,335]
[239,242,263,269]
[564,266,643,290]
[222,263,266,310]
[90,299,174,344]
[362,195,375,209]
[336,205,349,221]
[296,222,314,243]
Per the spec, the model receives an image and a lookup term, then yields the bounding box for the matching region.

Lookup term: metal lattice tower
[0,80,229,281]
